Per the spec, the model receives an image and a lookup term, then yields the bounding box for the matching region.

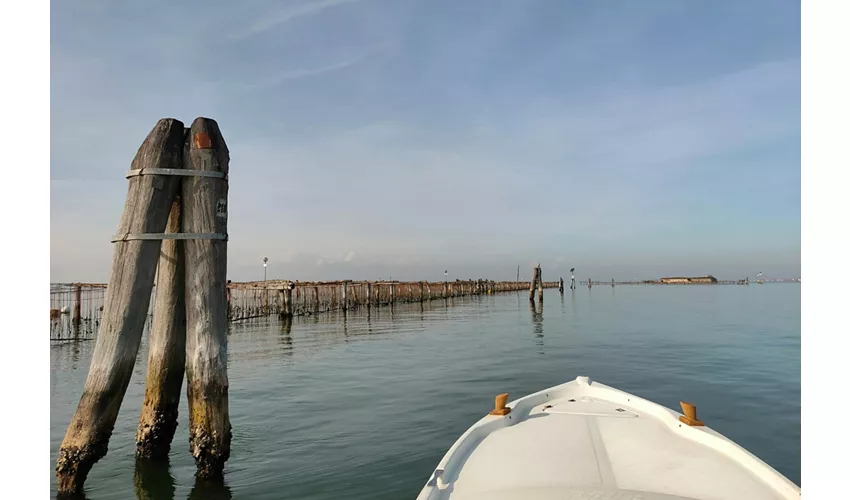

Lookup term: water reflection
[187,477,232,500]
[530,301,544,334]
[530,301,544,353]
[50,341,86,373]
[279,315,294,358]
[367,307,373,334]
[133,459,176,500]
[279,315,292,335]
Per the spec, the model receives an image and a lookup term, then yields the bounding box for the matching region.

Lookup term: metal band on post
[116,168,229,243]
[126,168,228,180]
[111,233,228,243]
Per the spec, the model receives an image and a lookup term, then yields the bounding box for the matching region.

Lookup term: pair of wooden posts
[277,282,296,315]
[56,118,232,495]
[528,264,544,303]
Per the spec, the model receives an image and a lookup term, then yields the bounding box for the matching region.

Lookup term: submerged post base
[56,442,108,496]
[189,426,232,478]
[136,408,180,459]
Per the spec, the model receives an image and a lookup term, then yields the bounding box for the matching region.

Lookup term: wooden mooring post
[182,117,232,479]
[279,282,294,317]
[537,267,544,302]
[529,264,542,302]
[136,197,186,460]
[57,119,185,495]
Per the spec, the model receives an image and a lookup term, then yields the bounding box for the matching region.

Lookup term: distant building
[659,275,718,284]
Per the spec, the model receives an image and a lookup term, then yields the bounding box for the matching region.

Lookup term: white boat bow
[418,376,799,500]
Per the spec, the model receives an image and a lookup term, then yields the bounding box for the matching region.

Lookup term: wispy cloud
[243,49,376,89]
[230,0,364,40]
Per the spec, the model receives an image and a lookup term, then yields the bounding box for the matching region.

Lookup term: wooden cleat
[489,393,511,416]
[679,401,705,426]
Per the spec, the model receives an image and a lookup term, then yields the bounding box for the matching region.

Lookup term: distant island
[659,276,718,284]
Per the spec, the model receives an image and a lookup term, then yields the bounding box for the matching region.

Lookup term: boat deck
[418,377,799,500]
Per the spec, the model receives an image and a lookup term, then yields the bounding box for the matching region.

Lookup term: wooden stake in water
[72,284,82,329]
[537,266,544,303]
[226,283,232,320]
[136,197,187,460]
[56,118,185,495]
[529,265,539,302]
[182,117,231,479]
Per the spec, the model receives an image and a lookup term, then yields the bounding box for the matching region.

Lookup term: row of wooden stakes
[225,279,560,320]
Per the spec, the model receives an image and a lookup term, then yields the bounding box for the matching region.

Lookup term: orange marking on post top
[193,132,213,149]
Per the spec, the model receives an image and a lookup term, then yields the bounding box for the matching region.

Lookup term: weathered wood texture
[56,118,185,495]
[136,197,186,459]
[182,118,232,479]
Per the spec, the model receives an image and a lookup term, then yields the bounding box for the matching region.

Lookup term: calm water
[51,284,801,499]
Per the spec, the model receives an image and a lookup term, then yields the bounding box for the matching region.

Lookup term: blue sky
[50,0,800,282]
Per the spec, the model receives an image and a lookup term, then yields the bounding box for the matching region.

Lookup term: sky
[50,0,800,283]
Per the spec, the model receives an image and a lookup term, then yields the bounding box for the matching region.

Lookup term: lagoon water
[50,284,800,499]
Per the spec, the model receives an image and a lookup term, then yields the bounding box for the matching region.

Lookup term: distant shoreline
[49,278,801,288]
